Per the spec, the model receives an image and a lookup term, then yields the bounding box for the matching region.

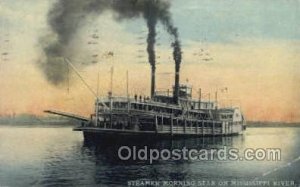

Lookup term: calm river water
[0,125,299,187]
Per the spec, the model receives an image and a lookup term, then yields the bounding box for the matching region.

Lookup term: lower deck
[74,118,244,140]
[90,111,244,134]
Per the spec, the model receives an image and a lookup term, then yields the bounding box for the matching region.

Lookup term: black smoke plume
[40,0,182,89]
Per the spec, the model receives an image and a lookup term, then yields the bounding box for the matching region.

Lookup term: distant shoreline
[246,121,300,128]
[0,115,299,128]
[0,114,78,126]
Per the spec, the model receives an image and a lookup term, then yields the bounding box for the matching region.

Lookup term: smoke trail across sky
[39,0,182,86]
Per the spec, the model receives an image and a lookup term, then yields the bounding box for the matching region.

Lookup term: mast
[126,70,129,99]
[64,58,108,109]
[198,88,202,109]
[95,71,100,127]
[95,97,99,127]
[64,58,97,97]
[110,66,114,96]
[215,91,218,109]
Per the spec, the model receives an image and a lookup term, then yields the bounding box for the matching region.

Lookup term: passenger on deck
[134,94,137,101]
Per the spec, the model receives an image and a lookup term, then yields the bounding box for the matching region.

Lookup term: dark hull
[75,127,241,144]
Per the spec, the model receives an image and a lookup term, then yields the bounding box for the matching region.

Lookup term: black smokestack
[148,23,157,98]
[39,0,181,100]
[159,15,182,103]
[172,39,182,104]
[143,1,158,98]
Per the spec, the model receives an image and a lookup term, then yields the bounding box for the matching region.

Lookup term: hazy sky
[0,0,299,122]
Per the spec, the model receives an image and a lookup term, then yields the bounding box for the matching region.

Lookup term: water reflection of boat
[82,136,243,164]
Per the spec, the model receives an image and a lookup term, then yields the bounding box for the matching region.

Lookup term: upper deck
[94,83,242,123]
[97,95,215,111]
[94,95,240,122]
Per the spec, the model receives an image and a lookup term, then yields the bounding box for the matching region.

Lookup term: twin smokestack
[150,28,182,104]
[151,69,181,104]
[150,40,182,105]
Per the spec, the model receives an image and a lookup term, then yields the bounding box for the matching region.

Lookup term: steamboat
[45,58,246,141]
